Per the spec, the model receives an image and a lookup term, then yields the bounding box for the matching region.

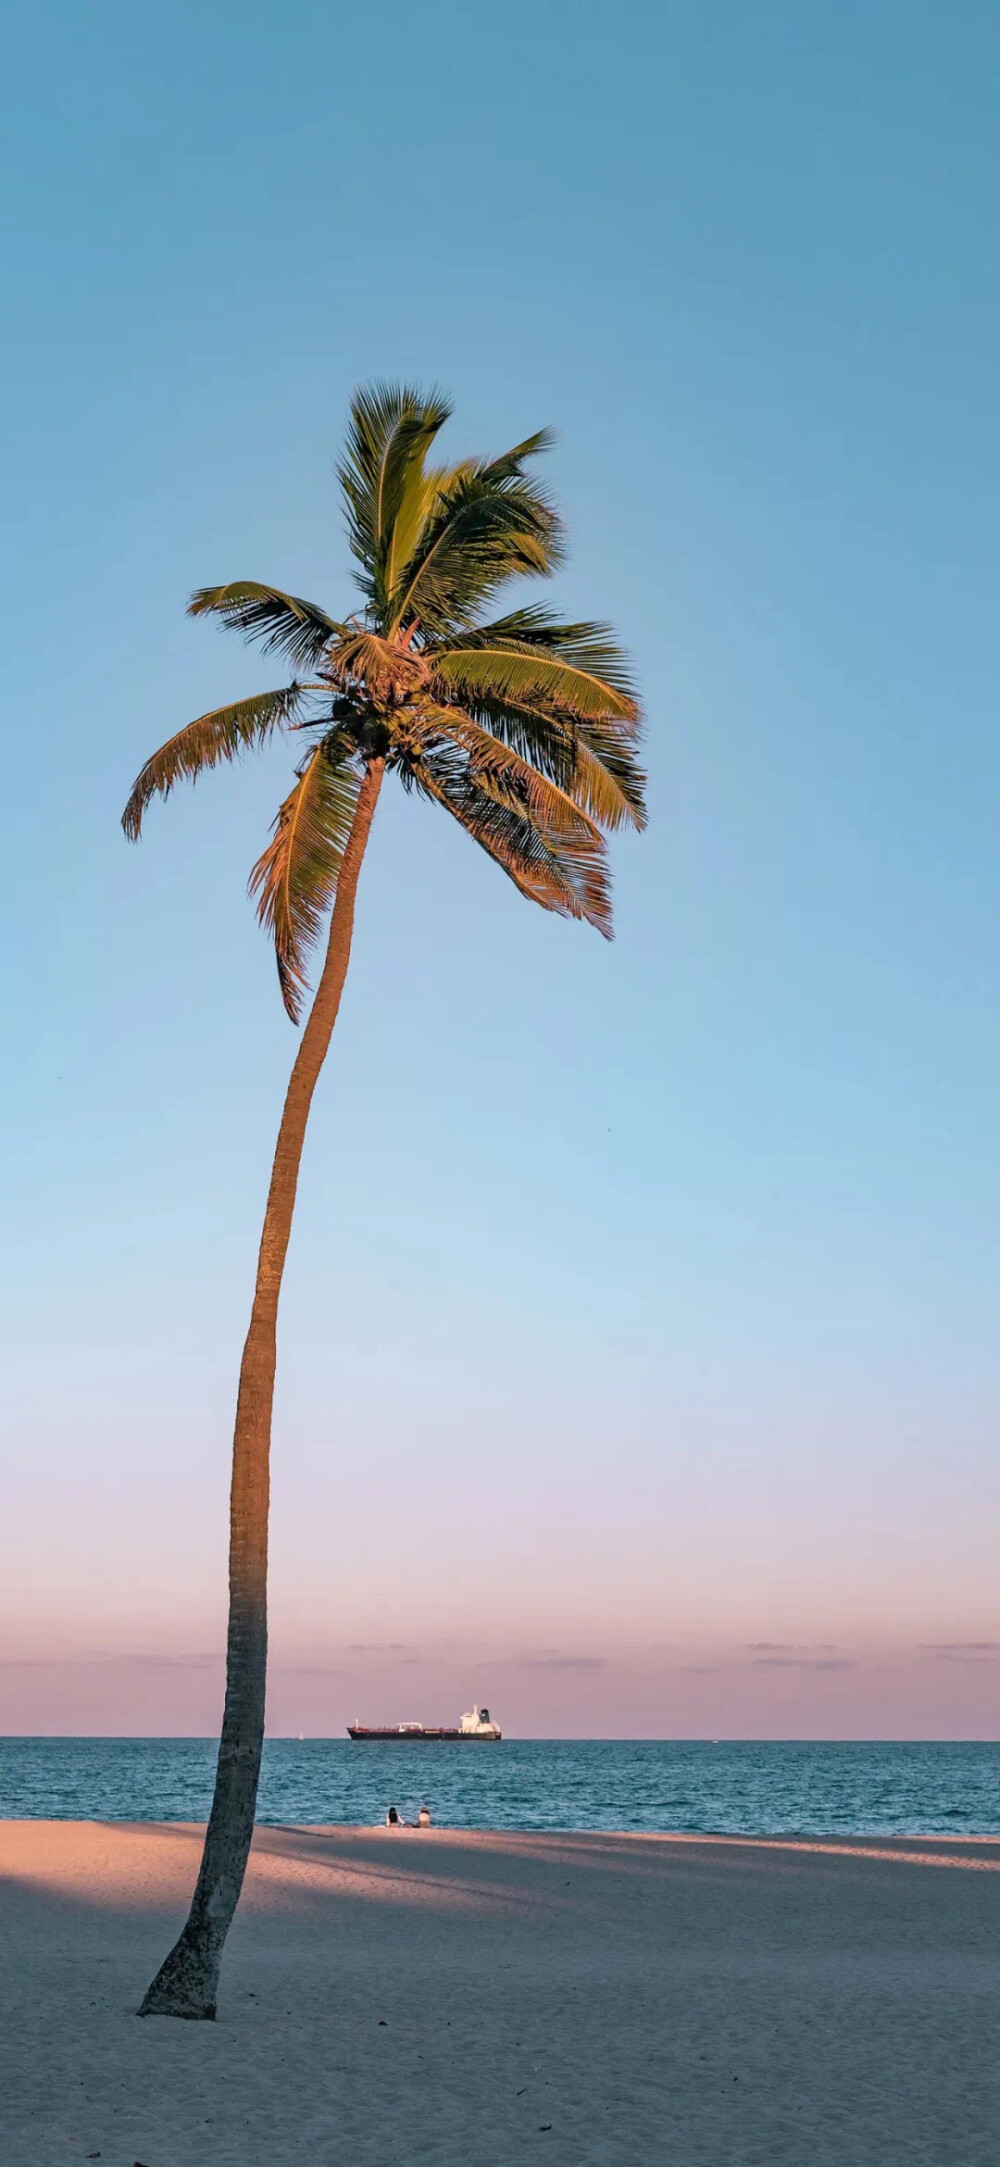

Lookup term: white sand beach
[2,1820,999,2165]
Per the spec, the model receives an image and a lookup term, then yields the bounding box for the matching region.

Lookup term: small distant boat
[347,1704,501,1742]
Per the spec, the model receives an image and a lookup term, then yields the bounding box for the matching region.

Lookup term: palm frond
[122,684,305,840]
[337,383,451,605]
[447,691,647,831]
[403,703,605,848]
[475,428,556,483]
[248,732,363,1022]
[450,606,637,700]
[430,640,637,728]
[428,610,645,828]
[389,471,562,637]
[402,731,613,937]
[566,728,648,830]
[572,711,648,829]
[188,583,342,669]
[383,459,470,616]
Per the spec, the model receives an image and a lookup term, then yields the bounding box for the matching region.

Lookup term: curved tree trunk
[139,759,384,2020]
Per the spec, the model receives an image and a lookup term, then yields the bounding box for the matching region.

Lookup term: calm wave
[1,1737,998,1834]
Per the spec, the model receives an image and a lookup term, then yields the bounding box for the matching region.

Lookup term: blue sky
[2,0,999,1734]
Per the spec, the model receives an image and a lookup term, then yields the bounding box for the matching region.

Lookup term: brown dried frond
[324,632,428,703]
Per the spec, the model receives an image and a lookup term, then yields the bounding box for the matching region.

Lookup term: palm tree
[124,384,645,2018]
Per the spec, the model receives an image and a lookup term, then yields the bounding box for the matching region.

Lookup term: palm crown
[124,383,646,1021]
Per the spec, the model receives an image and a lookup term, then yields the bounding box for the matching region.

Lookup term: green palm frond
[337,383,452,606]
[248,731,363,1022]
[440,689,579,792]
[476,429,556,483]
[122,684,305,840]
[570,712,648,829]
[382,458,470,614]
[388,468,563,637]
[454,606,637,700]
[409,759,612,935]
[188,584,343,669]
[568,728,647,831]
[428,608,645,829]
[430,638,637,725]
[404,703,606,850]
[401,728,613,937]
[451,691,647,831]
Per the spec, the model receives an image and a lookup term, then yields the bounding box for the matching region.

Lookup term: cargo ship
[347,1704,501,1741]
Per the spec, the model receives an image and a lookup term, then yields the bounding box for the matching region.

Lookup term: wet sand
[2,1819,999,2164]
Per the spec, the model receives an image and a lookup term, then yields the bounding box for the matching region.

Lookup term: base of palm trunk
[138,1926,222,2021]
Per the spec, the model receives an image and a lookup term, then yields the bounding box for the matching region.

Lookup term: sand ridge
[2,1820,999,2164]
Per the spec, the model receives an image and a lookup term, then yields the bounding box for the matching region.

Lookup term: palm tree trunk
[139,758,384,2020]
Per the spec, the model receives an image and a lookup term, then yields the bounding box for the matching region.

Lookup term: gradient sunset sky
[3,0,999,1737]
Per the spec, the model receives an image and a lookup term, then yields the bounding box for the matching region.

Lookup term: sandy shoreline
[2,1821,998,2165]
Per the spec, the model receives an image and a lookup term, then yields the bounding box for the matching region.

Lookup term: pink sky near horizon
[1,1642,998,1740]
[4,1350,998,1739]
[4,1405,999,1737]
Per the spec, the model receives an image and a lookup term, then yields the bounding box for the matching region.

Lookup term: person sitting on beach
[385,1805,402,1827]
[417,1804,431,1827]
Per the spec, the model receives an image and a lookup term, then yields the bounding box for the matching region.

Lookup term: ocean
[1,1737,998,1834]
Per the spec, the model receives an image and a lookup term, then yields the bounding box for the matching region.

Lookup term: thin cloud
[113,1653,219,1669]
[745,1643,838,1654]
[514,1654,608,1672]
[347,1643,413,1655]
[0,1657,69,1670]
[921,1641,1000,1654]
[273,1664,344,1678]
[751,1657,856,1672]
[0,1653,220,1670]
[921,1644,1000,1664]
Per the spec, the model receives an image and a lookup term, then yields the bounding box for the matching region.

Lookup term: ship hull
[347,1727,501,1742]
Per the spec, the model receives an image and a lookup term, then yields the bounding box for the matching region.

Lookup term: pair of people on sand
[385,1804,431,1828]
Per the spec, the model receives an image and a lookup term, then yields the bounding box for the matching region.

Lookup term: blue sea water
[1,1737,998,1834]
